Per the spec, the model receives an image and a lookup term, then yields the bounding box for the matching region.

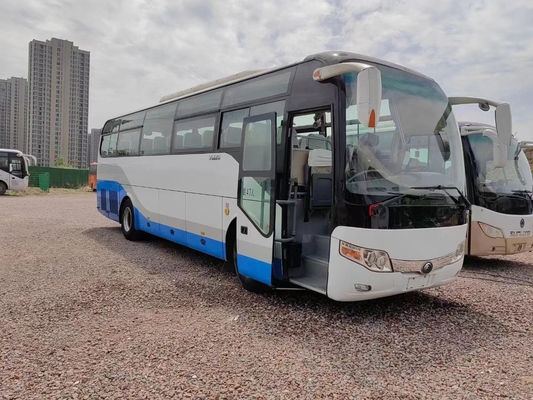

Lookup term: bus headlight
[339,240,393,272]
[478,222,504,238]
[452,240,466,263]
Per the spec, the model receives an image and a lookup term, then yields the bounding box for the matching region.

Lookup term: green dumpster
[39,173,51,192]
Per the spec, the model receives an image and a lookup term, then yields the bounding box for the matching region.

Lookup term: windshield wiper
[377,191,431,207]
[511,190,533,200]
[411,185,471,207]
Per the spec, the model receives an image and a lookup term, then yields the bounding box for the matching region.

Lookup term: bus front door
[8,157,26,191]
[236,113,277,286]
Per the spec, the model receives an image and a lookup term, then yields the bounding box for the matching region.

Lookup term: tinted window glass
[0,153,8,171]
[222,70,292,107]
[102,119,120,134]
[176,89,223,118]
[100,136,110,156]
[243,119,272,171]
[140,103,177,155]
[173,115,216,151]
[9,156,23,178]
[108,133,118,156]
[250,100,285,144]
[219,108,249,149]
[119,111,145,131]
[117,129,141,156]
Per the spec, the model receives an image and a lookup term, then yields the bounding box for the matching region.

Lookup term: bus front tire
[0,182,7,196]
[229,239,271,294]
[120,198,143,241]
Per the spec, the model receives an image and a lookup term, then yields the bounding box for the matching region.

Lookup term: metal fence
[28,167,88,189]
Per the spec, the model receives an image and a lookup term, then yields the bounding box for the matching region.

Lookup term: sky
[1,0,533,140]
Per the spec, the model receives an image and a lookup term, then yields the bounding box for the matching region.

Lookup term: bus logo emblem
[421,262,433,274]
[520,219,525,228]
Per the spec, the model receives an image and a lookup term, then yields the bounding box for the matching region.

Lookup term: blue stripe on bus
[96,179,273,283]
[134,207,225,259]
[237,254,272,286]
[272,257,283,281]
[96,179,126,222]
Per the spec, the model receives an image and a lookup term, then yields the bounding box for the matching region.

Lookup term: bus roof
[103,50,436,129]
[0,148,23,154]
[159,50,434,105]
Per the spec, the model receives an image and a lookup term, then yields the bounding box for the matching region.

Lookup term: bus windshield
[468,134,533,198]
[343,65,464,202]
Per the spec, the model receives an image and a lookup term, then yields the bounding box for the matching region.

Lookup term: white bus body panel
[0,171,29,192]
[97,153,241,261]
[469,205,533,255]
[327,224,467,301]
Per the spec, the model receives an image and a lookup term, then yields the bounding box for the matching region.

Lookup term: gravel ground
[1,193,532,399]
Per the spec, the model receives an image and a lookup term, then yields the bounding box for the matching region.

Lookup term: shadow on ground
[82,226,505,332]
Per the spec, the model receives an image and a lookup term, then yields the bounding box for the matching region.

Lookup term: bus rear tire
[0,182,7,195]
[229,239,271,294]
[120,198,143,241]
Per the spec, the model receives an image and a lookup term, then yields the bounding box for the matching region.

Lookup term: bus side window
[100,135,111,156]
[140,103,176,155]
[0,153,8,171]
[250,100,285,145]
[108,133,118,156]
[173,115,216,151]
[219,108,249,149]
[9,156,23,178]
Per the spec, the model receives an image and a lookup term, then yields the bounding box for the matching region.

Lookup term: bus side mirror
[495,103,512,147]
[483,128,507,168]
[356,67,382,128]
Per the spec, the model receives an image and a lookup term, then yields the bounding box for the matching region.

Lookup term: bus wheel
[0,182,7,196]
[120,198,143,241]
[231,239,271,294]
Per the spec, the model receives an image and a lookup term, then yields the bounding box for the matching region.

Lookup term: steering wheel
[347,169,383,184]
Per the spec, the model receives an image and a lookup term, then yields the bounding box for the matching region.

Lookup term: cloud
[0,0,532,141]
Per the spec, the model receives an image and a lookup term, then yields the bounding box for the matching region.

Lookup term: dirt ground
[1,193,532,399]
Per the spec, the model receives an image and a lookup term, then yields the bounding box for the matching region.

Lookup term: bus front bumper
[326,225,467,302]
[469,222,533,256]
[326,249,463,302]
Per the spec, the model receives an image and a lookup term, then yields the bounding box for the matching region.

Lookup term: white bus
[0,149,37,195]
[97,51,470,301]
[448,97,533,256]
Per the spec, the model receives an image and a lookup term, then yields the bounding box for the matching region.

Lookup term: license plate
[512,243,526,252]
[406,275,431,290]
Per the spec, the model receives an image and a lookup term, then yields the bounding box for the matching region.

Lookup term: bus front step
[290,254,328,294]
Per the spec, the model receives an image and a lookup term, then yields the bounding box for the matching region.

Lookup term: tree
[54,157,74,168]
[54,157,66,167]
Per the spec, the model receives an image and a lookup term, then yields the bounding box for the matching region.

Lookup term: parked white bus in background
[0,149,37,195]
[448,97,533,256]
[97,51,471,301]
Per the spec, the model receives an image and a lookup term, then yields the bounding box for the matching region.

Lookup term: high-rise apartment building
[27,38,90,167]
[0,77,27,151]
[87,128,101,165]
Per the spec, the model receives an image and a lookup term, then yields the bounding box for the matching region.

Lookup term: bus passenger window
[0,153,8,171]
[173,115,216,151]
[117,129,141,156]
[219,108,249,149]
[140,103,177,155]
